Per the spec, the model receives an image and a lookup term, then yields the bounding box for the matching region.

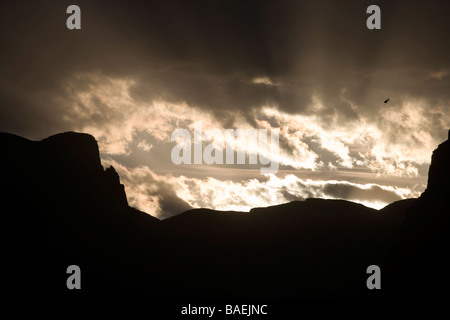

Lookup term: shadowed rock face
[0,132,159,298]
[393,132,450,296]
[423,131,450,197]
[403,131,450,237]
[0,130,447,300]
[1,132,128,211]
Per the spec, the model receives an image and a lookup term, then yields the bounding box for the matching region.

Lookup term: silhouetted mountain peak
[393,131,450,296]
[423,131,450,197]
[40,131,103,173]
[0,131,129,211]
[105,165,121,185]
[399,130,449,245]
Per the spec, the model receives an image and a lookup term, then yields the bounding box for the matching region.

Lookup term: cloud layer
[1,1,449,218]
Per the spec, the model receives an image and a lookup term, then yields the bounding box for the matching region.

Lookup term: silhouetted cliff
[391,130,450,297]
[1,132,128,211]
[423,130,450,196]
[403,130,450,236]
[0,132,159,298]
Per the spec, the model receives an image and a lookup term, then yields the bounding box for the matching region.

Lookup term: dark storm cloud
[156,183,192,219]
[302,135,341,166]
[271,179,404,206]
[1,0,449,139]
[280,187,305,202]
[323,183,401,204]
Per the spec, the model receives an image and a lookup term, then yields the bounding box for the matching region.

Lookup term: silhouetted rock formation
[1,130,448,301]
[0,132,159,298]
[1,132,129,211]
[423,131,450,197]
[402,131,450,244]
[392,131,450,297]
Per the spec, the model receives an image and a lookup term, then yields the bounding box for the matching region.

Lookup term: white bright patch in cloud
[260,107,363,169]
[137,140,153,151]
[428,71,449,80]
[252,77,275,86]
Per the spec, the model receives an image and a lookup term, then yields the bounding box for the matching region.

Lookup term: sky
[1,0,449,219]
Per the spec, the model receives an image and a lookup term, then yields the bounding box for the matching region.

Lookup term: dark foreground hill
[0,131,448,300]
